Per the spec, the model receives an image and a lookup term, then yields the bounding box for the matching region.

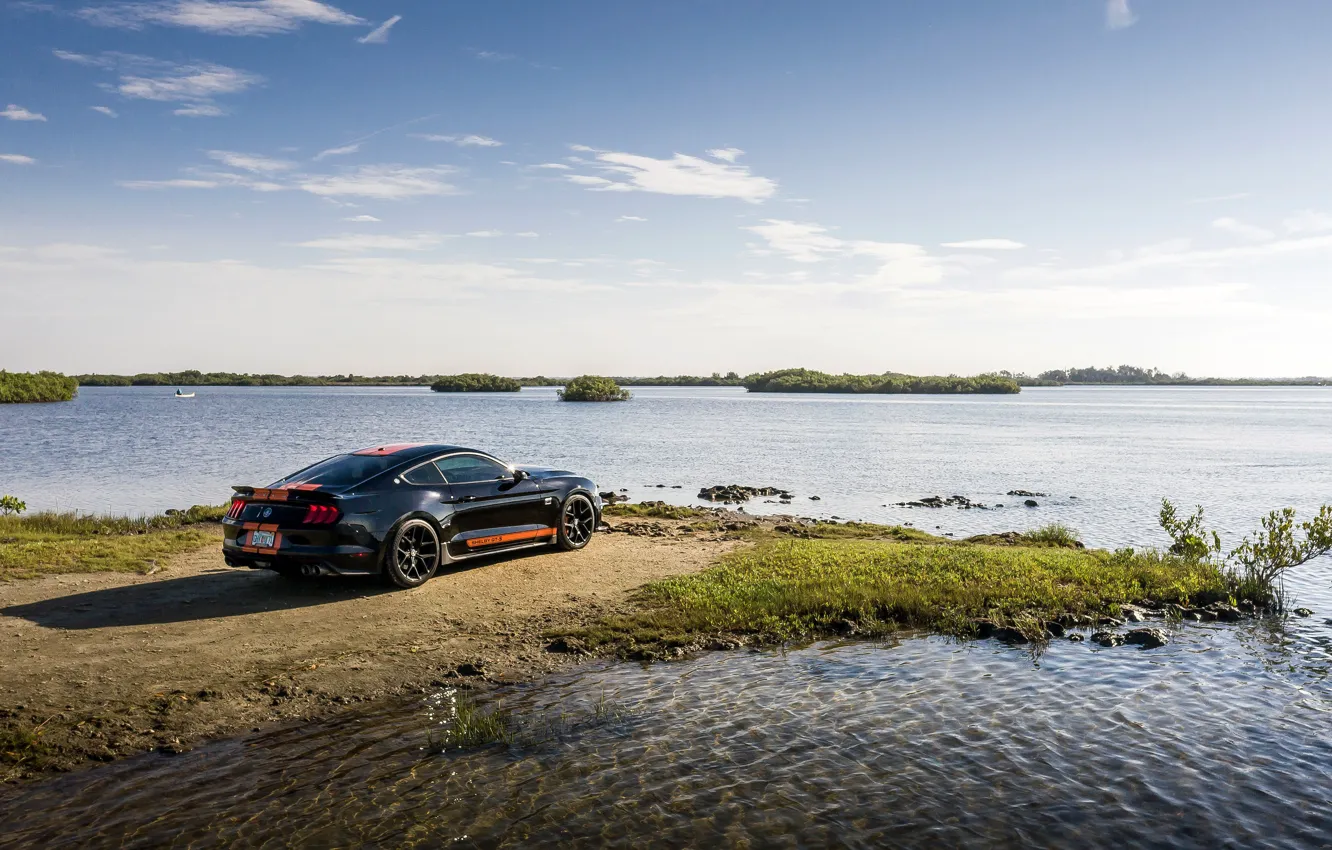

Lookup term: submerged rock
[1007,490,1048,497]
[1023,499,1039,508]
[1091,631,1125,647]
[1045,621,1066,638]
[1125,628,1169,649]
[1067,633,1085,642]
[1294,607,1315,617]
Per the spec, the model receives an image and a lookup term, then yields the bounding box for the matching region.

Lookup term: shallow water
[3,592,1331,848]
[3,385,1332,549]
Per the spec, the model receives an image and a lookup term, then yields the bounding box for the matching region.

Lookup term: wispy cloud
[0,154,37,165]
[206,150,294,173]
[412,133,503,147]
[746,220,843,262]
[2,104,46,122]
[118,178,219,189]
[466,230,502,238]
[314,142,360,160]
[55,50,262,116]
[1282,210,1332,234]
[1212,217,1274,243]
[79,0,365,36]
[940,239,1026,250]
[468,49,515,62]
[296,164,460,199]
[1188,192,1250,205]
[617,215,647,222]
[357,14,400,44]
[567,148,777,202]
[297,232,442,251]
[745,219,945,289]
[90,105,119,117]
[533,162,570,170]
[1106,0,1137,29]
[1009,233,1332,282]
[707,147,744,163]
[344,214,380,222]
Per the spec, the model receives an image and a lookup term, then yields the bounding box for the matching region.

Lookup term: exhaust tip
[299,563,320,578]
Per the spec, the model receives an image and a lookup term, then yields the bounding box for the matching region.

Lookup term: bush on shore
[0,371,78,404]
[430,373,521,393]
[742,368,1021,395]
[559,375,632,402]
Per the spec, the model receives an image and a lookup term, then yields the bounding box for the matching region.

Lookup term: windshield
[272,454,401,489]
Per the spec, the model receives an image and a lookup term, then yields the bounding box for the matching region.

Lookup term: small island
[742,368,1022,395]
[559,375,632,402]
[429,374,521,393]
[0,371,79,404]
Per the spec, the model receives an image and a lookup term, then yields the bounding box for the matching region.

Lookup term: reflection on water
[4,605,1331,848]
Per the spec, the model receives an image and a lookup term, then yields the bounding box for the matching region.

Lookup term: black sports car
[222,443,602,588]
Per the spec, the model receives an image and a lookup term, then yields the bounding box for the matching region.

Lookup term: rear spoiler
[230,485,339,503]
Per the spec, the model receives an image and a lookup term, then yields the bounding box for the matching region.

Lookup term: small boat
[175,390,195,398]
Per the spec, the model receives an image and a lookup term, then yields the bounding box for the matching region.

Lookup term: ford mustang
[222,443,602,588]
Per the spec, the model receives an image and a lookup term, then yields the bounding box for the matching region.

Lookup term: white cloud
[1106,0,1137,29]
[357,14,401,43]
[314,143,360,160]
[849,241,944,288]
[707,147,744,163]
[466,230,502,238]
[296,164,459,199]
[80,0,364,36]
[1188,192,1250,205]
[91,106,119,117]
[1009,234,1332,282]
[2,104,46,122]
[0,154,37,165]
[206,150,294,173]
[617,215,647,222]
[515,231,538,238]
[745,220,844,262]
[1212,217,1274,243]
[413,134,503,147]
[533,162,570,170]
[571,149,777,202]
[344,214,380,222]
[58,53,264,115]
[1283,210,1332,234]
[118,178,219,189]
[297,232,442,251]
[941,239,1026,250]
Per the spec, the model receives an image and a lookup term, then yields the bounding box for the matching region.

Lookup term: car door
[435,453,548,554]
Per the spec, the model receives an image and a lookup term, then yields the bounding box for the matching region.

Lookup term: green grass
[0,505,225,581]
[559,538,1237,654]
[1020,523,1083,548]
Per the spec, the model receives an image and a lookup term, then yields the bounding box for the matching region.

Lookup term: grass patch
[0,723,51,769]
[559,538,1238,655]
[1021,523,1083,548]
[604,503,713,520]
[0,505,225,581]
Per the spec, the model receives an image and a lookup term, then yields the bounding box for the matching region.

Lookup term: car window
[435,454,509,484]
[401,461,446,485]
[275,454,401,488]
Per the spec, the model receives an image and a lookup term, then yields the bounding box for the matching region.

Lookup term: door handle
[461,495,479,502]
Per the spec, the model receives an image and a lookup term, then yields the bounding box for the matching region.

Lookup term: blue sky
[3,0,1331,377]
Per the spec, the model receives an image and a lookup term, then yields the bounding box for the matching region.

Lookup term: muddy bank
[0,520,735,787]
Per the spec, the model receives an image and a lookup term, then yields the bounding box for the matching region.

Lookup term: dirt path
[0,522,732,786]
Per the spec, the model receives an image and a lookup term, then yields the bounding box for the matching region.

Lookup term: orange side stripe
[465,528,556,549]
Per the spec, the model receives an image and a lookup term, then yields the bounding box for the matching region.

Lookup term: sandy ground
[0,520,732,786]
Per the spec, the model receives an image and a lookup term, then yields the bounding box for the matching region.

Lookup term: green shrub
[742,368,1020,395]
[0,371,78,403]
[559,375,631,402]
[0,496,25,516]
[430,373,521,393]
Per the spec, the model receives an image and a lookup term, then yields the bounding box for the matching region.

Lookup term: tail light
[302,504,340,525]
[227,499,246,519]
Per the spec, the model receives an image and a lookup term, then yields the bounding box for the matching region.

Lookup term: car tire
[557,493,596,551]
[382,517,443,589]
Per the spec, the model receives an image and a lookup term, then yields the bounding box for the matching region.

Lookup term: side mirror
[512,468,530,482]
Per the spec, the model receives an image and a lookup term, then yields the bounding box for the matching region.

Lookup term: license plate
[250,530,276,548]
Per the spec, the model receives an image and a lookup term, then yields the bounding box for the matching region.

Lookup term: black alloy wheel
[384,518,442,588]
[558,494,596,551]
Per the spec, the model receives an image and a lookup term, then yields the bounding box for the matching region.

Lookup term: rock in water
[1125,628,1169,649]
[1091,631,1124,647]
[1067,633,1085,642]
[1006,490,1048,497]
[1024,499,1039,508]
[1294,607,1315,617]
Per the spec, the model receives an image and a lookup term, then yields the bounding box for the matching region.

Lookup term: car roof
[349,443,492,463]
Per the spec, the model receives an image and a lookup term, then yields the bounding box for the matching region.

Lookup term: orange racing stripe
[465,528,556,549]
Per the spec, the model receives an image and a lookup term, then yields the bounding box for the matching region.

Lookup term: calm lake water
[3,384,1332,548]
[2,385,1331,847]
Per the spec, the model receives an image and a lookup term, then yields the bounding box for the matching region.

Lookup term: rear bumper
[221,519,380,575]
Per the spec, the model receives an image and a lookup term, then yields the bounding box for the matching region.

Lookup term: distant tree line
[75,371,440,387]
[997,366,1331,387]
[430,374,521,392]
[741,369,1022,395]
[0,371,79,403]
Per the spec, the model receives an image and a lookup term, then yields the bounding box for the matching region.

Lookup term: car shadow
[1,569,394,630]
